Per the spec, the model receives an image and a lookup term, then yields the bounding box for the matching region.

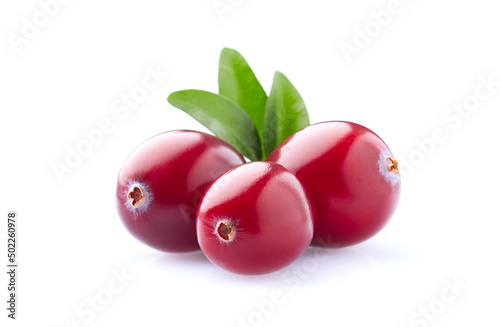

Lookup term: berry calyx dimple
[216,220,235,242]
[386,157,399,175]
[128,185,146,207]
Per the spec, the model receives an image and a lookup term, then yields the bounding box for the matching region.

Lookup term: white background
[1,1,499,326]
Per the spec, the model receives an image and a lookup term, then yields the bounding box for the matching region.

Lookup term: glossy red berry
[268,121,401,247]
[116,130,245,253]
[196,161,315,275]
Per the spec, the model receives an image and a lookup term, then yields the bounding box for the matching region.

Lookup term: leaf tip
[166,91,178,105]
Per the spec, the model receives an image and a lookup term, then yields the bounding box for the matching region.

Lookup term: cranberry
[268,121,401,247]
[196,161,315,274]
[116,130,245,253]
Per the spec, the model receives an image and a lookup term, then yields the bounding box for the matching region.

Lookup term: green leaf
[218,48,268,144]
[167,90,261,161]
[263,71,310,157]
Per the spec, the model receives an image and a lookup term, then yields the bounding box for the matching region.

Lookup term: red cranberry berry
[268,121,401,247]
[116,130,245,253]
[196,161,315,275]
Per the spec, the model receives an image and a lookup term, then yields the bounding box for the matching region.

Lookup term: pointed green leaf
[218,48,268,140]
[263,71,310,157]
[167,90,261,161]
